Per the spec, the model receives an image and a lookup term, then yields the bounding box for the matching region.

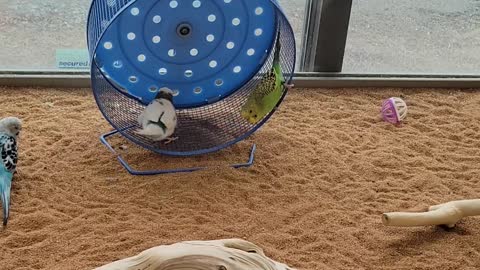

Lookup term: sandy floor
[0,86,479,270]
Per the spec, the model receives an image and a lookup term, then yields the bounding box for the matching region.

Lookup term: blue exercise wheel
[87,0,296,175]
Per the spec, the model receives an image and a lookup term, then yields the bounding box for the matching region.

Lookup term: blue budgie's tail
[0,172,12,226]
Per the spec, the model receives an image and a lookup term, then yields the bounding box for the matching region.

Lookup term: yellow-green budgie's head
[241,101,262,125]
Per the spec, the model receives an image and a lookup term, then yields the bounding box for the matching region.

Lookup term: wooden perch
[93,238,296,270]
[382,199,480,228]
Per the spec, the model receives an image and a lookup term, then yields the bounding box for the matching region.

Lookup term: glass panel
[0,0,91,70]
[343,0,480,74]
[277,0,307,70]
[0,0,306,71]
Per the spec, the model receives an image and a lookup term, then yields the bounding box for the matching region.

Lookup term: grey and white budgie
[0,117,22,226]
[135,88,178,144]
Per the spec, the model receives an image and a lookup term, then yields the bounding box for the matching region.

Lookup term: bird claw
[163,136,178,145]
[284,83,294,90]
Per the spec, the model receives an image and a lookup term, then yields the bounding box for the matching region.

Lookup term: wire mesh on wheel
[87,0,296,173]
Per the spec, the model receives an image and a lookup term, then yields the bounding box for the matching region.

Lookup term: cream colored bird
[135,88,178,144]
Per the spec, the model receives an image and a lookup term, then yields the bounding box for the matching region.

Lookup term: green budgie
[241,31,294,124]
[0,117,22,226]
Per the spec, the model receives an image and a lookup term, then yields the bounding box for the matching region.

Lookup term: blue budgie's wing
[0,134,18,173]
[0,134,16,226]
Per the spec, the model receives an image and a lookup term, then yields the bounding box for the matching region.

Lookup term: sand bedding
[0,86,479,270]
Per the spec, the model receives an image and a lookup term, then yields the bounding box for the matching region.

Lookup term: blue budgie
[0,117,22,226]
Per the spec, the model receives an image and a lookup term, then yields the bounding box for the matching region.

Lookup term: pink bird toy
[381,97,408,124]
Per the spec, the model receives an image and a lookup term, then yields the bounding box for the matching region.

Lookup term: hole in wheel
[194,87,202,94]
[177,23,192,37]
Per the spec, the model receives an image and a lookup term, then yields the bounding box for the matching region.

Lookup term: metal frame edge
[0,72,479,89]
